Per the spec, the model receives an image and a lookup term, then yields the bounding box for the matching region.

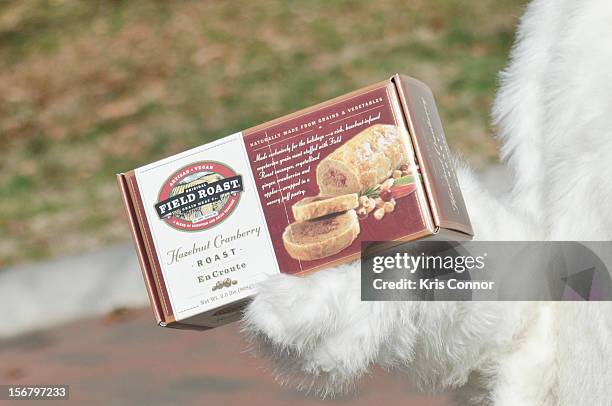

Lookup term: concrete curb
[0,244,148,338]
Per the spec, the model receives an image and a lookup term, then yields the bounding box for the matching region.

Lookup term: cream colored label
[135,133,279,322]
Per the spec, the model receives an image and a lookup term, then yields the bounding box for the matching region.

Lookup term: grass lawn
[0,0,526,267]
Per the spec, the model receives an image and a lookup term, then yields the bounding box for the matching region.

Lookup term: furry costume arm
[243,1,612,404]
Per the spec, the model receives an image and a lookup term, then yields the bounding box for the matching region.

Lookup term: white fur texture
[243,1,612,404]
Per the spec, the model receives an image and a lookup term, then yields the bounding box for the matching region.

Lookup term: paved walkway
[0,308,450,405]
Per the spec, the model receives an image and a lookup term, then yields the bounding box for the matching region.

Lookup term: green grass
[0,0,526,267]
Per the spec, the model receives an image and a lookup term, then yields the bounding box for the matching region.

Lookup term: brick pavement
[0,308,450,405]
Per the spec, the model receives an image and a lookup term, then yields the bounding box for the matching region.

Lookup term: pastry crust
[292,193,359,221]
[282,210,360,261]
[316,124,408,195]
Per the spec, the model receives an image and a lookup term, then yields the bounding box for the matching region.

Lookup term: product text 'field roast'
[117,74,473,330]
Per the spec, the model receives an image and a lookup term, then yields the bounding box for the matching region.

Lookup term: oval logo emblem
[155,161,243,231]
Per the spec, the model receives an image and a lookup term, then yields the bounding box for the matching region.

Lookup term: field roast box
[117,74,473,330]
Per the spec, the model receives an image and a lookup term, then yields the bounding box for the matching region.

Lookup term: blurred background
[0,0,524,404]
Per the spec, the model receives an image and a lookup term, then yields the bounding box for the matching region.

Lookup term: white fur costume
[243,1,612,404]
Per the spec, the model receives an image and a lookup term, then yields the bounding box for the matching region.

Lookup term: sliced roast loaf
[282,210,359,261]
[292,193,359,221]
[316,124,408,195]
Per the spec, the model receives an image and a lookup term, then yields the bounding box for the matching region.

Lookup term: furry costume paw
[242,163,534,398]
[243,263,396,394]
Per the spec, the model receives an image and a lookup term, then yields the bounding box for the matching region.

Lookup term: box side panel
[163,323,213,331]
[429,227,474,241]
[123,172,175,322]
[393,74,473,237]
[173,297,252,329]
[117,173,167,324]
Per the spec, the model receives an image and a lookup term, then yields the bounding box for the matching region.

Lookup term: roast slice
[282,210,359,261]
[316,124,408,195]
[292,193,359,221]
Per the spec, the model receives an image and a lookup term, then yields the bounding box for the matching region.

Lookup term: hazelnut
[359,195,370,207]
[392,170,403,179]
[375,197,384,208]
[382,178,395,190]
[357,206,368,219]
[373,208,385,220]
[383,201,395,213]
[399,164,409,172]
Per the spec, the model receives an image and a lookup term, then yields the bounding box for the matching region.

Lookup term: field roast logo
[155,162,243,231]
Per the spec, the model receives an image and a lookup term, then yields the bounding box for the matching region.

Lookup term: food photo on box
[2,1,612,405]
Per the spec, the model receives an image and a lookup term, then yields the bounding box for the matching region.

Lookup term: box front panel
[242,84,431,275]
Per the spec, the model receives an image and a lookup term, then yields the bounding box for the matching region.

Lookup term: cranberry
[380,188,393,201]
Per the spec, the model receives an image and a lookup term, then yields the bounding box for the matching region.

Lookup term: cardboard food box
[117,74,473,330]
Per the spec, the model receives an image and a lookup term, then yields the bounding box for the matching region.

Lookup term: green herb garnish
[360,185,381,198]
